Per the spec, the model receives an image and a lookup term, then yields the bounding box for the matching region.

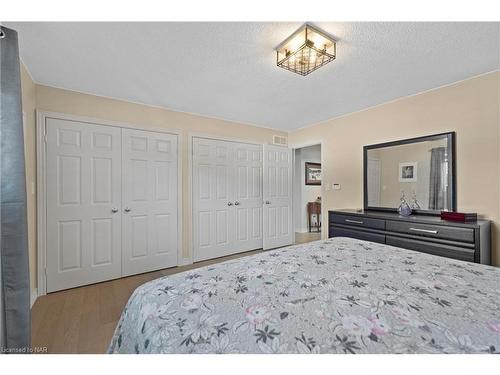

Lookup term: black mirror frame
[363,132,456,215]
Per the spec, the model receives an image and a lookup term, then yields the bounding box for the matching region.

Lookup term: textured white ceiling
[7,22,500,130]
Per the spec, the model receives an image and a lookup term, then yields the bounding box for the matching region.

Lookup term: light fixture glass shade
[276,24,336,76]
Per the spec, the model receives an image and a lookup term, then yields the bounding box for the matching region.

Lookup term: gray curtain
[428,146,446,210]
[0,26,31,352]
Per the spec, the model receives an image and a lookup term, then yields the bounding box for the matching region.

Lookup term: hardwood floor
[31,233,321,354]
[31,249,263,354]
[294,231,321,244]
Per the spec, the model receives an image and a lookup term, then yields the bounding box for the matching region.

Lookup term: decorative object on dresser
[397,191,412,217]
[307,201,321,232]
[329,210,491,264]
[410,190,421,209]
[441,211,478,222]
[305,162,321,185]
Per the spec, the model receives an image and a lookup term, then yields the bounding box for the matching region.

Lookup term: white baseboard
[30,288,38,308]
[178,258,193,266]
[296,229,322,235]
[295,229,309,234]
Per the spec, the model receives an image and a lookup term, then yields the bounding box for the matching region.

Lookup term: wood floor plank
[295,232,321,244]
[30,295,49,349]
[31,236,315,353]
[99,281,120,324]
[52,287,85,353]
[32,292,67,353]
[77,284,102,353]
[101,321,119,353]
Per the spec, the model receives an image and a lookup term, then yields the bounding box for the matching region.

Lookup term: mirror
[364,132,455,214]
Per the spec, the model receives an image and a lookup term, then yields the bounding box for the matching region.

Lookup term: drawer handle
[409,227,438,234]
[345,219,364,224]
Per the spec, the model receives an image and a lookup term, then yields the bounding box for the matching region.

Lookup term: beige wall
[20,65,500,298]
[20,64,37,294]
[289,71,500,266]
[22,74,287,294]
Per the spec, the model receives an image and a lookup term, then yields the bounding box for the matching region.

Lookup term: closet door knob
[111,207,119,213]
[227,202,233,206]
[124,207,131,212]
[265,201,271,205]
[234,201,240,206]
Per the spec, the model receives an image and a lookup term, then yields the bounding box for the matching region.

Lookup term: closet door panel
[122,129,178,276]
[193,138,265,262]
[46,118,122,292]
[263,145,293,250]
[193,138,235,261]
[233,143,263,252]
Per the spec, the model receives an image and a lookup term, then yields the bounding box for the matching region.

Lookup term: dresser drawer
[386,220,474,243]
[330,213,385,230]
[331,227,386,244]
[386,236,475,262]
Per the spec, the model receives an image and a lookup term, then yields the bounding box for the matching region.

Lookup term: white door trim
[187,133,265,265]
[36,110,183,296]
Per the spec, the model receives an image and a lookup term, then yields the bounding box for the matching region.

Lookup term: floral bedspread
[109,238,500,354]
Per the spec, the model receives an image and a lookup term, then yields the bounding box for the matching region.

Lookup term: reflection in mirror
[365,134,453,212]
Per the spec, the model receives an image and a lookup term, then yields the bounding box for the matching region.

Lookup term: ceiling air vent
[272,135,288,146]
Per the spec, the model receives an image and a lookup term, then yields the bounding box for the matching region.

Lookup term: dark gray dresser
[329,209,491,264]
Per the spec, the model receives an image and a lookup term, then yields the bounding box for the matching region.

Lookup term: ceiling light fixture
[276,24,336,76]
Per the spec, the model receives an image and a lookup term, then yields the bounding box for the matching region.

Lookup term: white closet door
[46,118,122,292]
[192,138,235,261]
[121,129,178,276]
[233,143,263,252]
[263,144,293,250]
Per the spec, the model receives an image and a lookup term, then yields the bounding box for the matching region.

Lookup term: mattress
[109,237,500,353]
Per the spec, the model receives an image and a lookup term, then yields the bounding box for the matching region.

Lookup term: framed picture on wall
[398,161,418,182]
[305,162,322,185]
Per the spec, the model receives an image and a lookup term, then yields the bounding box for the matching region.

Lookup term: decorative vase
[398,192,412,216]
[410,191,421,210]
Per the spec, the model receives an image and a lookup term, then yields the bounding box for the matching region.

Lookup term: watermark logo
[0,346,48,353]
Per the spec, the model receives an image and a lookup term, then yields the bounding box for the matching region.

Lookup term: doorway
[293,144,322,244]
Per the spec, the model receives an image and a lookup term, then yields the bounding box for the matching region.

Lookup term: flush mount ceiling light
[276,24,336,76]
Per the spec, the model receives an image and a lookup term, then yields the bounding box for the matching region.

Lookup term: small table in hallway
[307,201,321,232]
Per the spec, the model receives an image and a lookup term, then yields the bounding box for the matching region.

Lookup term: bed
[109,237,500,354]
